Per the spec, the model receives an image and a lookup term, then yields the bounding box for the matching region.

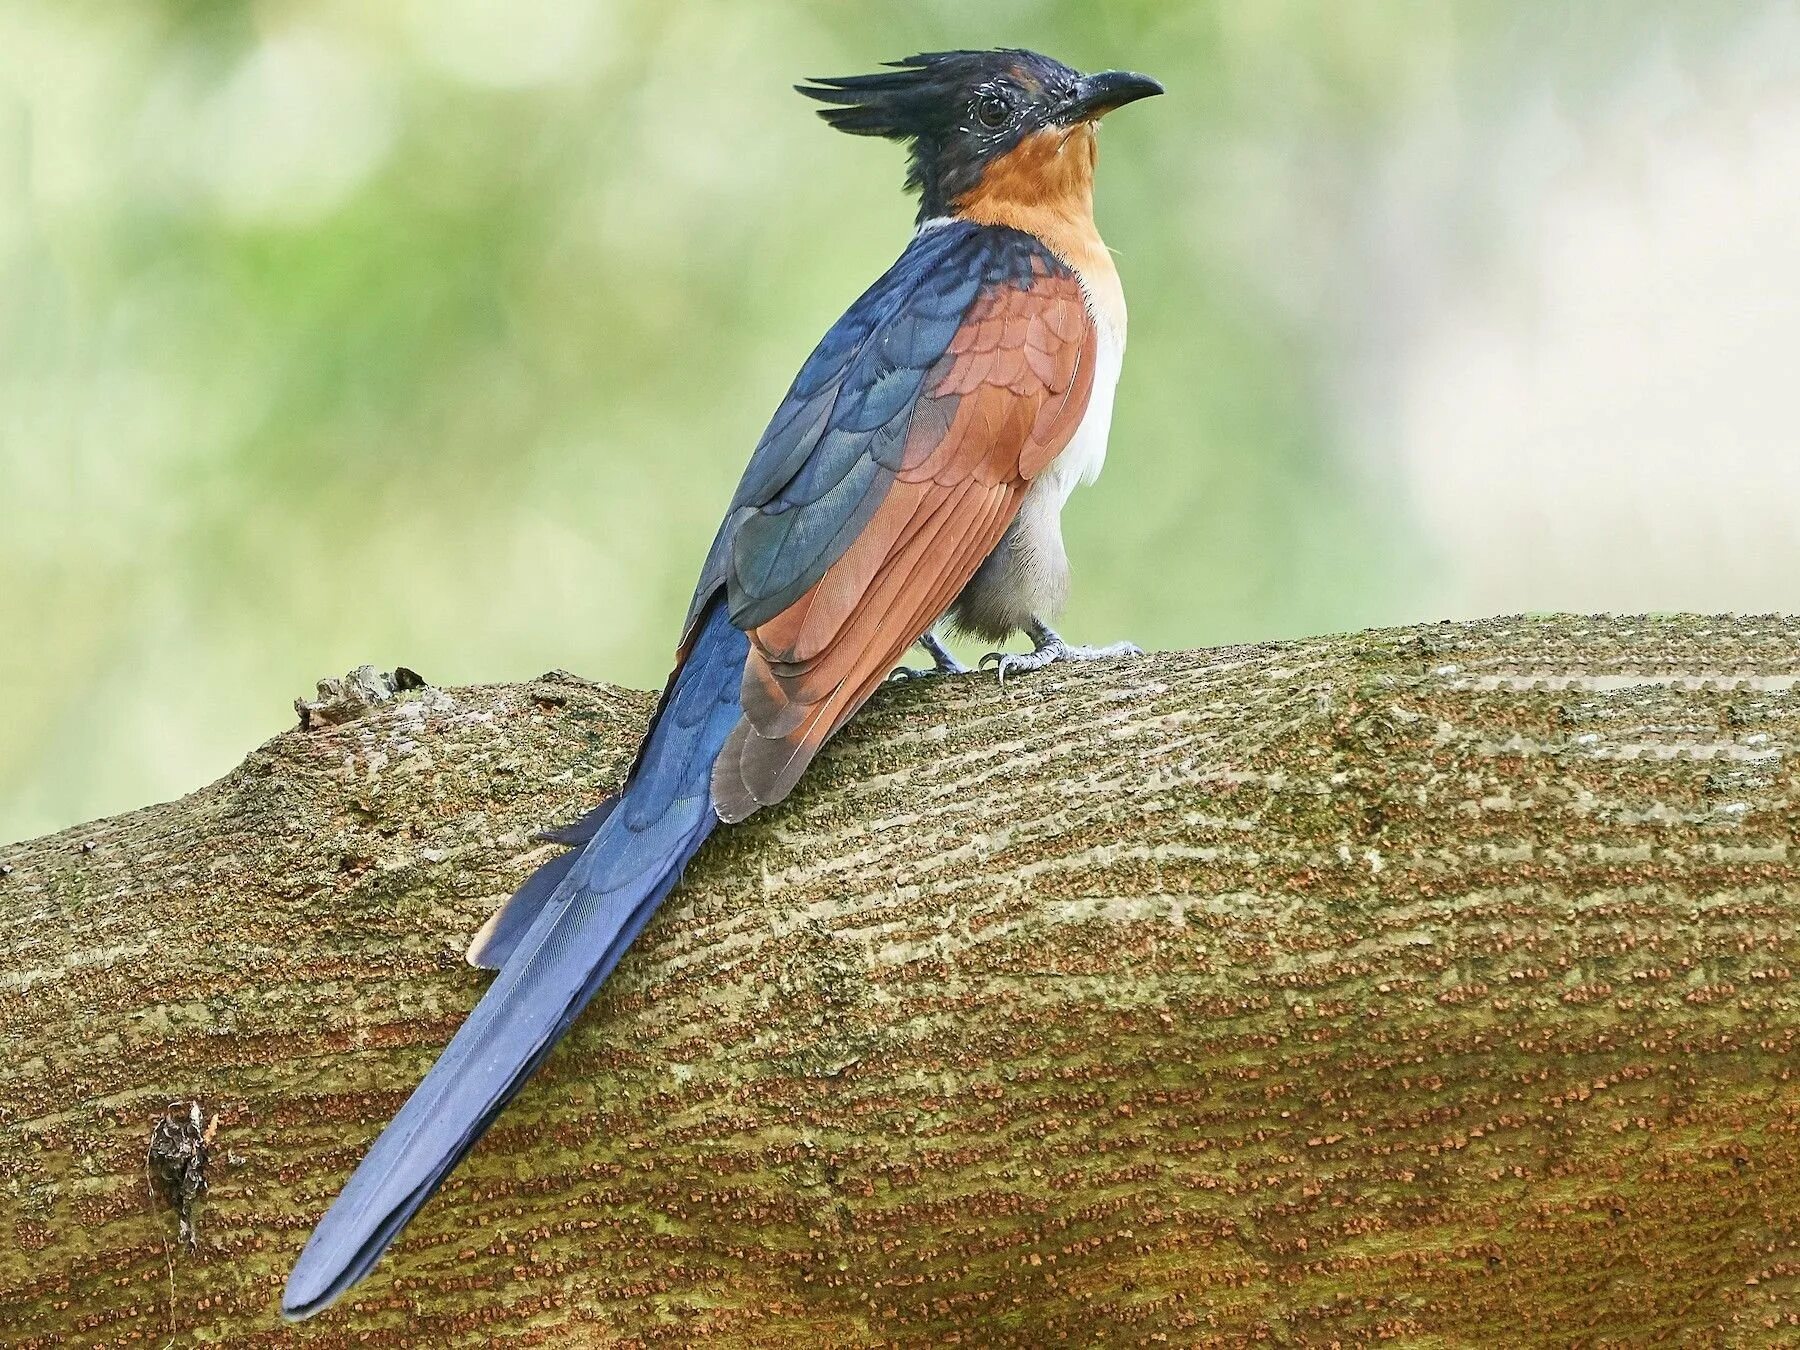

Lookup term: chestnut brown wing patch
[712,265,1097,822]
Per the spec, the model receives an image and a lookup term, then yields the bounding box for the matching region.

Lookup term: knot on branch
[295,664,428,731]
[147,1103,219,1250]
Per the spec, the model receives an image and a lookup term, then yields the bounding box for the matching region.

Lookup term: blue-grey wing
[680,221,1064,637]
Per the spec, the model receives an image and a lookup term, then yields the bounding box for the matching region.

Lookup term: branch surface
[4,617,1799,1346]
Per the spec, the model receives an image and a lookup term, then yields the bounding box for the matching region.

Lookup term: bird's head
[799,50,1163,225]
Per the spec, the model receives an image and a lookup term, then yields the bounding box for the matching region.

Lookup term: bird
[282,48,1162,1320]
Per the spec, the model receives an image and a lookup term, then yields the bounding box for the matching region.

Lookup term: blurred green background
[4,1,1795,842]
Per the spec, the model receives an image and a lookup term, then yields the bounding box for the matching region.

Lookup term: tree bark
[3,616,1799,1347]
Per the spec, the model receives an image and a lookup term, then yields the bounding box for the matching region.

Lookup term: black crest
[798,50,1083,221]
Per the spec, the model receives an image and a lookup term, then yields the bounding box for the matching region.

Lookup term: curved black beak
[1061,70,1164,123]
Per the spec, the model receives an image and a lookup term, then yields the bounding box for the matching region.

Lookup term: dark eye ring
[974,92,1011,129]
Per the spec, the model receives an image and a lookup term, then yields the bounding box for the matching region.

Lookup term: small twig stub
[295,664,429,731]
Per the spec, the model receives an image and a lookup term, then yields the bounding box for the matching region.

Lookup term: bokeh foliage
[0,0,1741,839]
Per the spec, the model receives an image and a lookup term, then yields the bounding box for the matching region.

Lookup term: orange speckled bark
[3,617,1800,1346]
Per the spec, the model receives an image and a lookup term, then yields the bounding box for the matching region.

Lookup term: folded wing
[706,224,1098,821]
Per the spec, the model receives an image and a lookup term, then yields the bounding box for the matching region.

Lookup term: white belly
[1034,284,1125,508]
[946,281,1125,642]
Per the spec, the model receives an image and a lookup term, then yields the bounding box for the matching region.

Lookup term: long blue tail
[282,601,748,1320]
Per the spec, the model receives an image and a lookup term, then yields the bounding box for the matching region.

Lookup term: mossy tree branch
[4,616,1799,1346]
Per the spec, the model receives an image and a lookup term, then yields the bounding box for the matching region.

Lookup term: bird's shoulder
[774,222,1078,434]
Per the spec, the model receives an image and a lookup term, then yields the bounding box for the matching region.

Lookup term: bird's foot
[889,632,971,681]
[980,630,1143,686]
[890,662,967,681]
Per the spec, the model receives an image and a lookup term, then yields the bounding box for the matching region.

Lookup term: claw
[982,631,1142,686]
[979,649,1018,687]
[893,630,970,682]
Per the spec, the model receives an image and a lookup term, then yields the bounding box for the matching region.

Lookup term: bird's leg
[980,618,1142,685]
[890,628,972,681]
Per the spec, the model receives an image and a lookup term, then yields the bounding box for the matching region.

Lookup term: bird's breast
[1037,280,1124,507]
[1008,210,1127,502]
[948,139,1129,502]
[1036,248,1116,507]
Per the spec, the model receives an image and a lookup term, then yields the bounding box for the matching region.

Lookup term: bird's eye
[973,92,1012,129]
